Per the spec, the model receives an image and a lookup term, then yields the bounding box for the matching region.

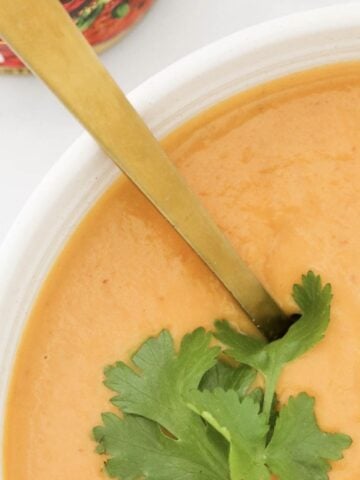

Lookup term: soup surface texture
[4,63,360,479]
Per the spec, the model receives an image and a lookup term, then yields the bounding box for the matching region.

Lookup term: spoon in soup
[0,0,291,340]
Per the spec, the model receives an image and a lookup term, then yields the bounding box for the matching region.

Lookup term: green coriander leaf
[215,272,332,420]
[105,328,220,437]
[188,389,270,480]
[200,361,256,398]
[214,320,268,372]
[95,328,229,479]
[94,414,227,480]
[267,271,332,366]
[266,393,352,480]
[215,271,331,369]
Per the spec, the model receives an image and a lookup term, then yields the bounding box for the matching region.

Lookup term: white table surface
[0,0,355,244]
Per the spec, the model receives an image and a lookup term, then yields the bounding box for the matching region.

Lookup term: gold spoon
[0,0,290,339]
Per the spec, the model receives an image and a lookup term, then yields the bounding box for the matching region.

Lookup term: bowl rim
[1,2,360,474]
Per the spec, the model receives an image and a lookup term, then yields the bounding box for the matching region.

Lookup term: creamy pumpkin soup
[3,63,360,479]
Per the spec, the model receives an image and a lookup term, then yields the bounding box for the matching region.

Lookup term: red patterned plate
[0,0,154,73]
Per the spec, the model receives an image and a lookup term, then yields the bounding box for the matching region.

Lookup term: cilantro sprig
[94,272,352,479]
[214,271,333,422]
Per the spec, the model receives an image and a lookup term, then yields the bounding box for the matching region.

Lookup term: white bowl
[1,3,360,474]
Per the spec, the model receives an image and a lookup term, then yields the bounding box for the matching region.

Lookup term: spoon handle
[0,0,288,339]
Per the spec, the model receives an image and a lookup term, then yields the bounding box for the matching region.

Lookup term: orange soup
[4,63,360,479]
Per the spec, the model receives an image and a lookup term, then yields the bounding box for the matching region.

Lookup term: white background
[0,0,355,244]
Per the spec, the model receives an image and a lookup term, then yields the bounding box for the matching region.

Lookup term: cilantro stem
[263,391,273,424]
[262,370,279,426]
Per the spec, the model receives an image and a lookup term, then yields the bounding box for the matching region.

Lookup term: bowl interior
[1,3,360,474]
